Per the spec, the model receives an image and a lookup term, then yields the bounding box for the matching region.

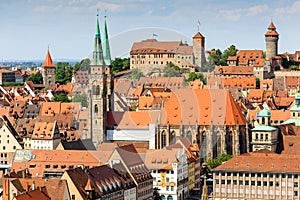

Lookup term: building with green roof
[251,108,278,152]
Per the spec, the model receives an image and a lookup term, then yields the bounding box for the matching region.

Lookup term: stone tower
[193,32,206,70]
[41,49,56,88]
[88,15,113,146]
[265,21,279,61]
[102,15,114,111]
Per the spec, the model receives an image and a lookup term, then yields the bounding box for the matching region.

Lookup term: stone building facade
[41,49,56,88]
[88,15,113,147]
[130,31,206,73]
[265,22,279,61]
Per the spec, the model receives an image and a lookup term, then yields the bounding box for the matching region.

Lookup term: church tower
[265,21,279,61]
[102,14,114,111]
[41,49,56,88]
[88,14,112,146]
[193,32,206,70]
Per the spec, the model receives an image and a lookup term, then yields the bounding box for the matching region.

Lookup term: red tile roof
[193,32,204,39]
[215,151,300,173]
[42,50,55,68]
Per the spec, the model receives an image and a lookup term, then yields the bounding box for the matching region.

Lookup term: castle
[130,31,206,74]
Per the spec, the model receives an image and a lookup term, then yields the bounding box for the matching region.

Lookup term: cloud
[275,0,300,14]
[90,2,124,12]
[246,4,269,16]
[218,4,269,21]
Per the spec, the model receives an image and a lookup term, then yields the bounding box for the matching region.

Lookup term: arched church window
[94,104,98,113]
[96,85,100,95]
[162,131,167,148]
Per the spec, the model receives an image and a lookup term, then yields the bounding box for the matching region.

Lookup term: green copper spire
[96,18,100,36]
[102,13,112,66]
[91,13,104,66]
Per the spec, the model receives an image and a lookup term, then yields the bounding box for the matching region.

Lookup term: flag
[197,20,201,27]
[153,33,158,37]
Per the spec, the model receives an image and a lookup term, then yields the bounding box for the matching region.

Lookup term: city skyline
[1,0,300,60]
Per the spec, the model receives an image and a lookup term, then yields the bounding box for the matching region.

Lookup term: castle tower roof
[268,21,276,29]
[265,21,279,36]
[42,50,55,68]
[193,32,204,39]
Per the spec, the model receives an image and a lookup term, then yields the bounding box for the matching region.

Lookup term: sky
[1,0,300,61]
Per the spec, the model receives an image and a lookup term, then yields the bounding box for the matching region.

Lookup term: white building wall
[107,124,156,149]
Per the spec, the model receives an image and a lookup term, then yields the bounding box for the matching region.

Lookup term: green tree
[72,93,88,107]
[163,62,181,77]
[51,93,71,102]
[209,49,223,66]
[73,58,90,71]
[220,45,238,66]
[26,72,43,84]
[206,154,233,170]
[187,72,204,82]
[131,68,143,80]
[281,56,295,69]
[56,62,73,84]
[256,77,260,89]
[112,58,130,73]
[290,65,299,70]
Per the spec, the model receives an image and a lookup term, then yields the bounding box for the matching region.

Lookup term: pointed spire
[91,11,104,66]
[42,48,55,68]
[102,11,112,66]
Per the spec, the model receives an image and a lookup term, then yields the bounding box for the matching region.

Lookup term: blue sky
[1,0,300,60]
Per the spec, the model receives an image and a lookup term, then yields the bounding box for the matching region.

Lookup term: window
[3,146,5,150]
[166,177,169,182]
[96,85,100,95]
[72,195,75,200]
[94,104,98,113]
[295,191,298,196]
[171,186,174,191]
[257,181,261,186]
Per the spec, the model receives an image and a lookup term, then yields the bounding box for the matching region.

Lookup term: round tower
[265,21,279,61]
[193,32,205,70]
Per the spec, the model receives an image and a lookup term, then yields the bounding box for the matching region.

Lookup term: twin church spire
[91,12,112,66]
